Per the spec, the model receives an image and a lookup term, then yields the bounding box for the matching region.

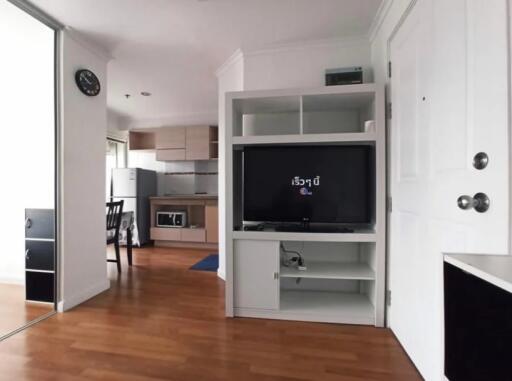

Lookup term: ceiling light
[141,91,151,97]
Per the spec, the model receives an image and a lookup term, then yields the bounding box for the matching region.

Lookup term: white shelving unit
[224,84,386,327]
[280,262,375,280]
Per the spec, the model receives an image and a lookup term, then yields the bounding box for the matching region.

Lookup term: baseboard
[57,279,110,312]
[155,241,218,251]
[217,268,225,281]
[0,275,24,285]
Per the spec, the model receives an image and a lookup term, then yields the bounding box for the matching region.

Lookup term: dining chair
[106,200,124,272]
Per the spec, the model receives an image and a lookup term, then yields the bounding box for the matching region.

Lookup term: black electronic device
[325,66,363,86]
[243,145,373,226]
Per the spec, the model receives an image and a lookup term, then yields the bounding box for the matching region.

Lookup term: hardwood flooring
[0,283,53,338]
[0,247,421,381]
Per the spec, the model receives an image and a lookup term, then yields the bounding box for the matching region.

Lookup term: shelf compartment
[233,95,301,137]
[129,131,156,150]
[302,91,375,135]
[232,230,376,243]
[280,262,375,280]
[232,132,376,146]
[280,290,374,324]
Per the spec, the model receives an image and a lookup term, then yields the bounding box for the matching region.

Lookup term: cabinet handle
[25,249,30,260]
[25,218,32,228]
[273,272,279,280]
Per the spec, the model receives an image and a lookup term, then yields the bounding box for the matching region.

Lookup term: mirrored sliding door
[0,0,57,339]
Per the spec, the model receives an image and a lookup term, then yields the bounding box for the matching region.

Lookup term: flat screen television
[243,145,372,224]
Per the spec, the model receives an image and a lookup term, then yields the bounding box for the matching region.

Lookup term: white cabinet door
[234,240,279,310]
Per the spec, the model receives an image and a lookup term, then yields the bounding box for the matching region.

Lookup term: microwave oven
[156,211,187,228]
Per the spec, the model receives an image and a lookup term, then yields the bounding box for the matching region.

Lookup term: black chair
[106,200,124,272]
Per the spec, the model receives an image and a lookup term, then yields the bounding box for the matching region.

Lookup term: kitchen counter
[150,194,218,200]
[149,195,218,248]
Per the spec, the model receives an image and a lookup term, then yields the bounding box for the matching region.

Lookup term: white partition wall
[224,84,386,326]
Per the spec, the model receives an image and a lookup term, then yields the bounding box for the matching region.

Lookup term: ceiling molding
[215,48,244,78]
[64,27,113,62]
[8,0,64,30]
[215,35,369,79]
[128,110,219,130]
[243,35,369,57]
[368,0,393,43]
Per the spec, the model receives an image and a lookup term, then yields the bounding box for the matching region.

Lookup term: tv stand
[225,84,386,327]
[274,224,354,233]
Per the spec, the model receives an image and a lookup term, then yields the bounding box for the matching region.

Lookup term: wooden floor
[0,283,53,338]
[0,247,421,381]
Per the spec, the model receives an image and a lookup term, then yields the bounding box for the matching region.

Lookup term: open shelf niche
[279,241,377,324]
[231,84,377,147]
[224,84,386,327]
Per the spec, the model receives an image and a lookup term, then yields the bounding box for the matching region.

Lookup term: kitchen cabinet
[149,196,218,249]
[156,127,185,149]
[156,149,186,161]
[205,204,218,243]
[186,126,211,160]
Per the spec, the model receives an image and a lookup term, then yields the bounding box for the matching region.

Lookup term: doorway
[0,0,58,339]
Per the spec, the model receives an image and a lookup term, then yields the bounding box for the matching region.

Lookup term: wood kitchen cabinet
[205,204,218,243]
[129,126,218,161]
[186,126,211,160]
[154,126,217,161]
[156,127,185,149]
[149,196,218,249]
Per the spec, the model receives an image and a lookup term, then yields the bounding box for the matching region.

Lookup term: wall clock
[75,69,101,96]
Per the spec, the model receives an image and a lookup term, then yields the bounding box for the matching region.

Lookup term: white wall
[244,37,372,90]
[370,0,412,86]
[107,110,129,141]
[0,1,55,285]
[216,38,371,279]
[216,51,244,279]
[58,30,110,311]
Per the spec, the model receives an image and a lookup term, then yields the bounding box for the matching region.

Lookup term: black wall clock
[75,69,101,96]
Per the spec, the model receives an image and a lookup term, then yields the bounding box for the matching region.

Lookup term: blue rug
[190,254,218,272]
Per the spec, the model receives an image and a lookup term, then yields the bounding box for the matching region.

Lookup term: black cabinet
[444,262,512,380]
[25,209,55,304]
[26,271,54,303]
[25,209,54,239]
[25,240,54,271]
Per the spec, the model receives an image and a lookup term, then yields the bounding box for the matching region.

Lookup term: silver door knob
[473,152,489,170]
[457,193,490,213]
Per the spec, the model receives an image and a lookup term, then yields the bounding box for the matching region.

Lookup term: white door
[389,0,510,379]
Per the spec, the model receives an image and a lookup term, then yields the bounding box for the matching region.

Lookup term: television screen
[243,145,372,224]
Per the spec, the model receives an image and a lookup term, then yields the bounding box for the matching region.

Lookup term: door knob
[457,193,490,213]
[473,152,489,170]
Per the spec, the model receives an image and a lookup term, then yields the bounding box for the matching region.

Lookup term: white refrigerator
[111,168,157,245]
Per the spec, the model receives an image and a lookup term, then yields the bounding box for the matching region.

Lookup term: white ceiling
[30,0,382,127]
